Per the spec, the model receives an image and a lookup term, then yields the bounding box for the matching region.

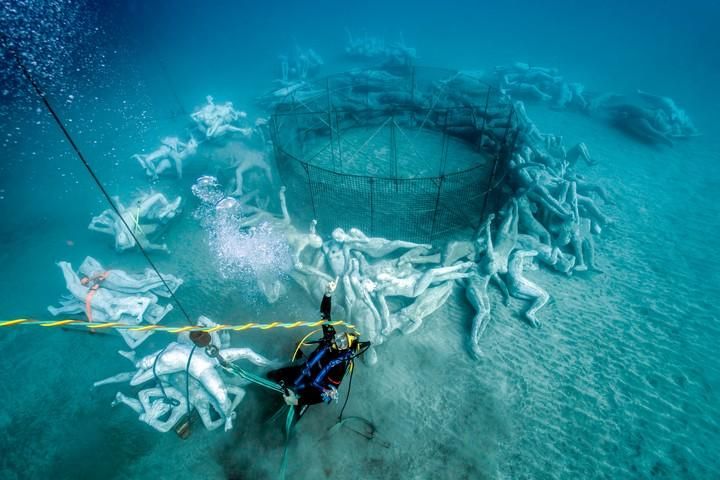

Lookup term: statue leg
[112,392,142,413]
[221,348,277,368]
[94,372,135,388]
[466,277,491,359]
[511,279,549,327]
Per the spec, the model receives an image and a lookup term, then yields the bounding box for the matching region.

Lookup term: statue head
[331,228,347,242]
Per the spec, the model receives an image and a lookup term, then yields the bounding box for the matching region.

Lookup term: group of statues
[48,256,182,348]
[279,44,324,84]
[92,95,273,253]
[92,318,276,433]
[89,192,182,252]
[492,62,699,145]
[57,49,656,437]
[344,29,417,69]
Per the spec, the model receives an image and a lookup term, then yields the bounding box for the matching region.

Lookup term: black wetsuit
[268,293,352,407]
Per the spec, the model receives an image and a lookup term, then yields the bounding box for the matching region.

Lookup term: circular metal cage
[270,66,518,242]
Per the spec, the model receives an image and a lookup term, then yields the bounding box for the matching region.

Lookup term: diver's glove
[283,390,300,406]
[321,386,338,404]
[325,276,339,296]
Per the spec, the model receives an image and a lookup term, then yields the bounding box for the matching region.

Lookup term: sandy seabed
[1,102,719,480]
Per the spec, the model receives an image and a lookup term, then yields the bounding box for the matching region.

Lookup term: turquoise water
[1,1,719,479]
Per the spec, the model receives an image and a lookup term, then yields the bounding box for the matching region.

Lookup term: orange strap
[83,272,109,323]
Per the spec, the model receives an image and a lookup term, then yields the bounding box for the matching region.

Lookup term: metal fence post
[478,86,491,145]
[369,177,375,236]
[390,113,398,178]
[326,78,336,171]
[430,175,445,241]
[439,110,450,176]
[302,162,317,220]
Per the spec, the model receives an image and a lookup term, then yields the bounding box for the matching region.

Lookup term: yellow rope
[292,328,321,362]
[0,317,359,335]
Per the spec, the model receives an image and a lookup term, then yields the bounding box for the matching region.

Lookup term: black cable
[185,346,197,418]
[337,358,354,422]
[0,32,193,325]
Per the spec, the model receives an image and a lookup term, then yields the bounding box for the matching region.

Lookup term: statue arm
[279,186,290,224]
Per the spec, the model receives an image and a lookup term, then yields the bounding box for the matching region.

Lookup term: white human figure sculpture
[465,267,492,359]
[288,249,334,304]
[93,371,135,388]
[166,373,247,432]
[88,193,182,252]
[374,261,473,334]
[231,150,273,196]
[505,249,550,327]
[466,214,512,358]
[347,258,383,337]
[636,90,698,136]
[112,387,188,433]
[516,234,575,273]
[133,136,198,179]
[234,186,291,230]
[516,194,551,245]
[48,261,174,348]
[323,240,349,277]
[49,261,152,322]
[390,282,453,335]
[77,256,183,297]
[287,219,323,271]
[487,200,520,276]
[191,95,253,139]
[331,227,432,258]
[442,239,480,266]
[130,342,274,424]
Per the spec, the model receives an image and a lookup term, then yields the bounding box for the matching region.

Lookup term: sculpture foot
[525,314,540,328]
[362,346,378,366]
[469,342,484,360]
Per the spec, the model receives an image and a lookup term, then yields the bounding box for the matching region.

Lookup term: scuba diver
[268,278,370,418]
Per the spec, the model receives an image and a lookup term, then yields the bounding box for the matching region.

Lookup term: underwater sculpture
[130,342,275,426]
[191,95,253,139]
[636,89,698,137]
[96,336,275,433]
[170,62,617,363]
[489,62,698,147]
[372,261,474,334]
[88,192,182,252]
[112,387,188,433]
[231,149,273,196]
[77,256,183,297]
[331,227,432,259]
[344,29,417,67]
[505,249,550,327]
[132,136,198,179]
[48,259,179,348]
[279,45,324,83]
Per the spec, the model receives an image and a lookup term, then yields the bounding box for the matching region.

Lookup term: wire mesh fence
[270,66,518,242]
